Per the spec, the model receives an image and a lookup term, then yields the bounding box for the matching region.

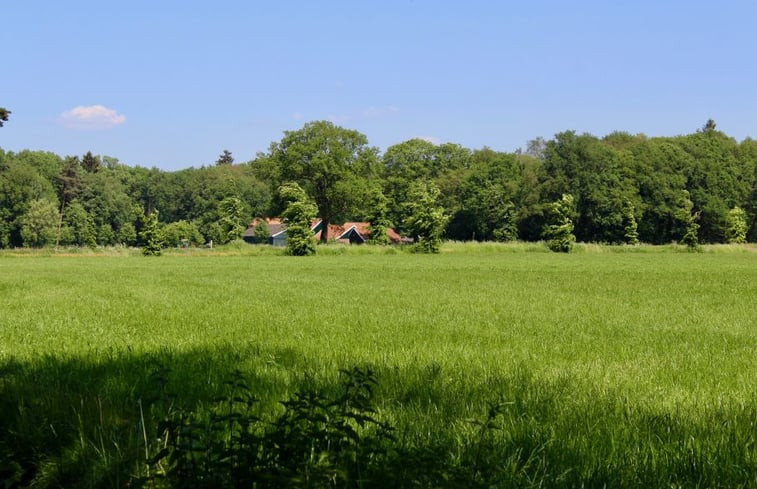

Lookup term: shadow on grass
[1,345,755,488]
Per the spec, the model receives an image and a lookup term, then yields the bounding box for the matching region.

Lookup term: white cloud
[60,105,126,129]
[362,105,399,118]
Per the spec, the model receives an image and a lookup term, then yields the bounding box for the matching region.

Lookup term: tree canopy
[267,121,377,242]
[0,119,755,249]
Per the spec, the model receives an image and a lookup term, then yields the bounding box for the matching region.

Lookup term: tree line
[1,119,755,250]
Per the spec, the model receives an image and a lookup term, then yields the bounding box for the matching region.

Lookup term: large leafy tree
[381,139,471,232]
[0,153,59,247]
[447,148,520,241]
[268,121,377,242]
[677,127,751,243]
[541,131,638,243]
[20,198,60,247]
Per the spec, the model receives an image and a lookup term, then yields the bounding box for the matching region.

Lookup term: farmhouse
[243,218,404,246]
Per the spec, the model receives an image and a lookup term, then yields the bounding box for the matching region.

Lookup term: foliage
[364,185,392,245]
[61,200,97,248]
[0,107,10,127]
[725,206,747,244]
[140,211,164,256]
[543,194,576,252]
[20,198,60,247]
[163,220,204,248]
[217,197,246,244]
[268,120,377,242]
[622,200,639,245]
[117,222,138,246]
[449,148,520,242]
[1,118,757,249]
[403,181,448,253]
[81,151,100,173]
[676,195,700,250]
[280,182,317,256]
[216,149,234,165]
[252,219,271,243]
[142,367,395,488]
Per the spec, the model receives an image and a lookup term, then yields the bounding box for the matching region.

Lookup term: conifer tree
[725,206,747,244]
[622,200,639,245]
[544,194,576,252]
[403,181,448,253]
[140,211,164,256]
[280,183,317,256]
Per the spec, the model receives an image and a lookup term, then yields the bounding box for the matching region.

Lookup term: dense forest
[1,119,755,249]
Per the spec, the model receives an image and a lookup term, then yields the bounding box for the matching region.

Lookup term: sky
[2,0,756,171]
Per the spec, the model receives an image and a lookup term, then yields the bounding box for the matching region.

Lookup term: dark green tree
[61,200,97,247]
[540,131,636,243]
[279,182,317,256]
[81,151,101,173]
[448,148,520,241]
[0,153,59,247]
[0,107,9,127]
[56,156,84,208]
[543,194,576,252]
[140,211,164,256]
[216,149,234,165]
[269,121,377,242]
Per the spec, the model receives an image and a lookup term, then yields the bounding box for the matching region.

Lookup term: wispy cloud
[60,105,126,129]
[362,105,399,118]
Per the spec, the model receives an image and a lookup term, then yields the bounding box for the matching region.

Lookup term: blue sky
[2,0,756,170]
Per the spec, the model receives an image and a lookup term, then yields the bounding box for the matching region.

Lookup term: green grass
[1,245,756,487]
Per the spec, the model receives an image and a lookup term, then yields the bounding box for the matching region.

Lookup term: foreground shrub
[140,367,395,488]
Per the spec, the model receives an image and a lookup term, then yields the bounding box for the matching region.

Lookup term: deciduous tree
[20,199,60,247]
[269,121,377,242]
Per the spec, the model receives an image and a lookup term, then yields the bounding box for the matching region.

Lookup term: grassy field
[1,244,756,487]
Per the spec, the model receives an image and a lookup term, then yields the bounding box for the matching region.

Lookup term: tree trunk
[320,218,329,243]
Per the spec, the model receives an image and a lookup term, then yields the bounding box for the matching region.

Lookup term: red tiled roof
[245,218,405,243]
[244,217,285,237]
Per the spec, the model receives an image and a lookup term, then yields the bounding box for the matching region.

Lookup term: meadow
[1,244,756,487]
